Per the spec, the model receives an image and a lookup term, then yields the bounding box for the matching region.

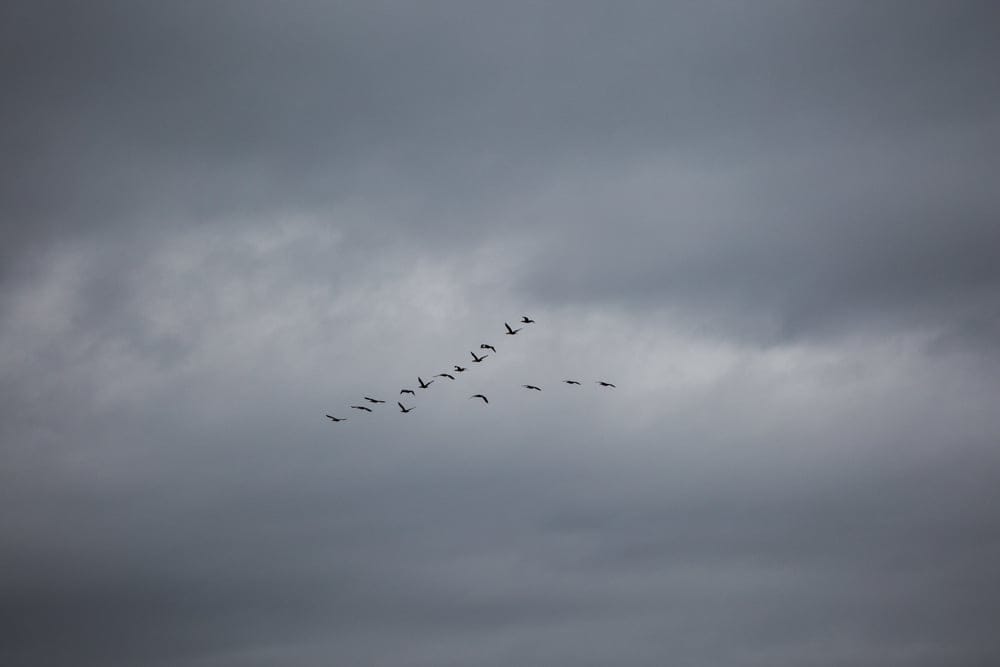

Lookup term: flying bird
[417,376,434,389]
[597,381,617,388]
[325,415,347,422]
[520,316,535,324]
[350,405,373,412]
[522,384,541,391]
[435,373,455,380]
[470,351,488,363]
[453,365,467,373]
[397,402,415,413]
[470,394,489,404]
[363,396,386,404]
[504,322,522,335]
[563,380,582,385]
[480,343,497,353]
[400,389,415,396]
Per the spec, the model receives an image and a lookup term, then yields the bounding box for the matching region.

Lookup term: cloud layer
[3,2,1000,665]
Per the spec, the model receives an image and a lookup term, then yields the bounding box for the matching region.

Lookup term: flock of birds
[325,316,616,422]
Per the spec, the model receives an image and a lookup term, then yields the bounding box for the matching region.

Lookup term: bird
[520,315,535,324]
[563,380,582,385]
[480,343,497,353]
[325,415,347,422]
[504,322,522,335]
[597,381,617,388]
[400,389,415,395]
[417,376,433,389]
[397,401,415,413]
[470,351,488,363]
[522,384,541,391]
[435,373,455,380]
[453,365,467,373]
[350,405,373,412]
[470,394,489,404]
[364,396,386,404]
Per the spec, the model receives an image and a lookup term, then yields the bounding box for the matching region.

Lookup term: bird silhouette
[563,380,582,385]
[325,415,347,422]
[351,405,373,412]
[480,343,497,353]
[417,376,433,389]
[520,316,535,324]
[397,402,415,413]
[470,351,488,363]
[522,384,541,391]
[400,388,415,395]
[597,381,617,388]
[453,365,467,373]
[364,396,386,404]
[470,394,489,404]
[435,373,455,380]
[504,322,522,335]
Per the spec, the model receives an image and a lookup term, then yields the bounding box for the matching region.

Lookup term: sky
[2,1,1000,665]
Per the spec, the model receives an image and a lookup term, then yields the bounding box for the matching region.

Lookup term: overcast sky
[3,2,1000,665]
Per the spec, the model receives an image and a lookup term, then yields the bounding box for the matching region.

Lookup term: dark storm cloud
[4,387,999,666]
[4,0,998,342]
[3,2,1000,666]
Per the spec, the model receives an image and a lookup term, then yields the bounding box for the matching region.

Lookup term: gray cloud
[3,2,1000,665]
[4,1,998,338]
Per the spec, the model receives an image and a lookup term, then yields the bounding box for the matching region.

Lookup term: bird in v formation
[326,315,615,421]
